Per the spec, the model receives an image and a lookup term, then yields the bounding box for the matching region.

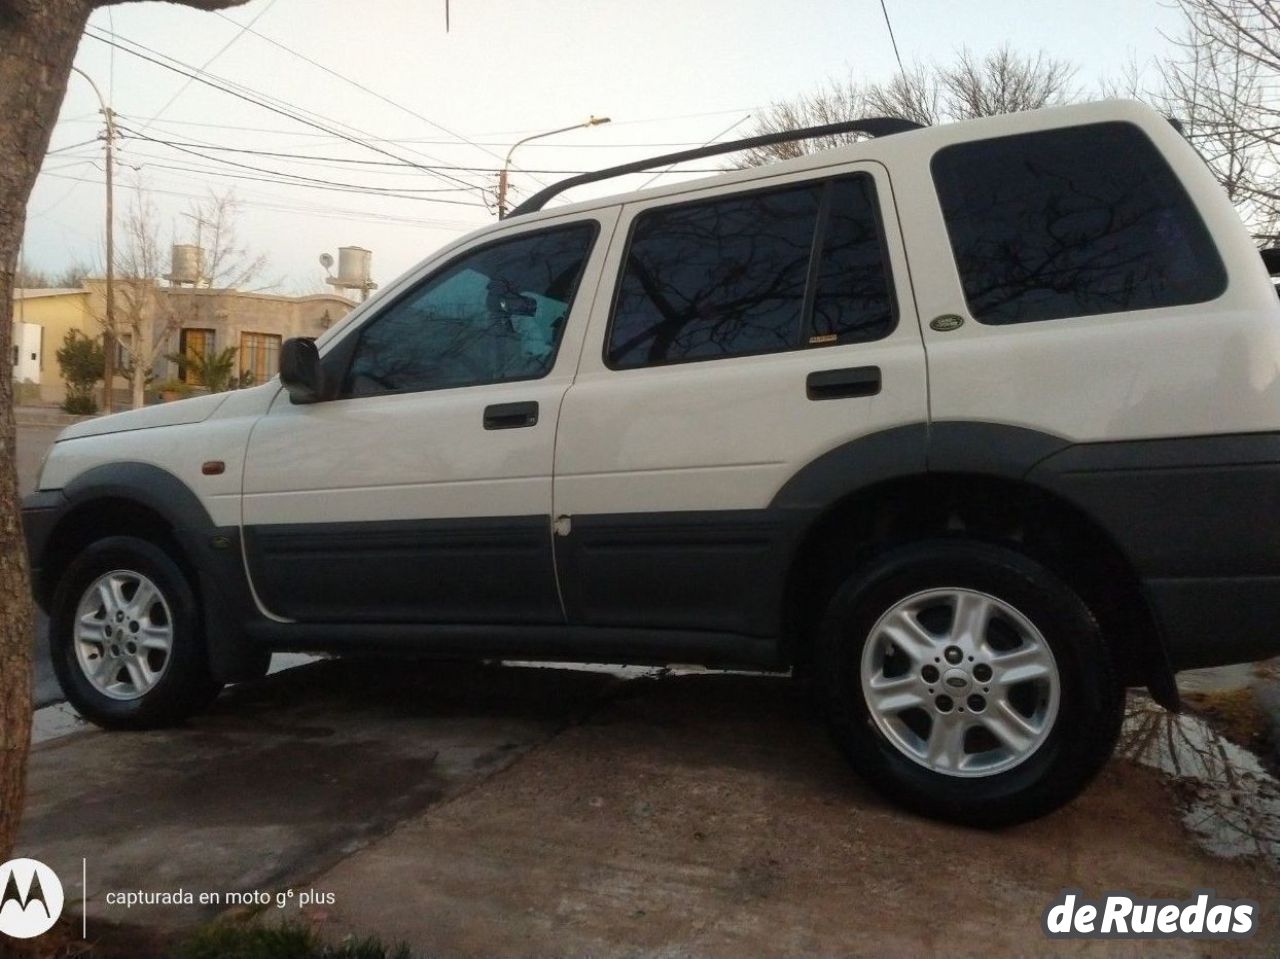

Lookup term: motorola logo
[0,859,63,939]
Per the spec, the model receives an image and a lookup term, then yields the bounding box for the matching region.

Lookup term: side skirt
[244,621,783,671]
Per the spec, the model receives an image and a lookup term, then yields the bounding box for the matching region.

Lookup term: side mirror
[279,337,327,404]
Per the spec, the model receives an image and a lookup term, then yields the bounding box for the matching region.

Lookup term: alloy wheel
[860,587,1060,777]
[73,569,174,701]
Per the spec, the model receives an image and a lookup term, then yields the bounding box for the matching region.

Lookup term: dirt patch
[1184,688,1273,757]
[314,674,1280,958]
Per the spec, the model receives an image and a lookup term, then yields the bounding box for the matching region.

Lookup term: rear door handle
[484,401,539,430]
[806,366,881,401]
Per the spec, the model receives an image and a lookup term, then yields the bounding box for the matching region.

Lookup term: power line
[83,26,493,197]
[135,0,280,135]
[129,158,485,205]
[89,25,490,191]
[104,114,753,147]
[879,0,905,75]
[117,124,477,198]
[636,114,752,190]
[115,131,728,175]
[39,169,483,229]
[209,9,548,186]
[480,107,760,136]
[45,137,102,156]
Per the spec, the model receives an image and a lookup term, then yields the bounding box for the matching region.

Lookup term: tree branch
[93,0,252,9]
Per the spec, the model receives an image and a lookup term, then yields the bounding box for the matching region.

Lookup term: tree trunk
[0,0,256,863]
[132,370,146,410]
[0,0,93,864]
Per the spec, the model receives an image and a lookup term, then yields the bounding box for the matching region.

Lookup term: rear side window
[606,175,895,369]
[931,122,1226,326]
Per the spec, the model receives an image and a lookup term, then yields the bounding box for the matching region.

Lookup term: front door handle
[806,366,881,401]
[484,401,539,430]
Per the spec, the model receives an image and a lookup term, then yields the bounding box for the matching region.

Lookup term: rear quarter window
[931,121,1227,326]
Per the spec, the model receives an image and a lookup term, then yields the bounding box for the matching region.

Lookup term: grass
[177,921,415,959]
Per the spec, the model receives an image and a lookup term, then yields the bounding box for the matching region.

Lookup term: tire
[816,539,1123,827]
[50,536,224,730]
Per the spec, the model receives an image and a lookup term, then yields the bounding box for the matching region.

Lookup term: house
[10,287,94,403]
[11,278,356,404]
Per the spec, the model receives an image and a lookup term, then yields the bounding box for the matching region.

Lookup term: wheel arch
[774,425,1178,709]
[35,462,264,684]
[36,463,211,608]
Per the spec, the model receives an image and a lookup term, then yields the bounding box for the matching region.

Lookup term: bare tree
[735,78,872,167]
[51,257,95,289]
[105,184,272,409]
[114,183,177,410]
[0,0,251,866]
[187,189,272,291]
[941,46,1077,120]
[865,63,943,128]
[173,188,274,396]
[1163,0,1280,240]
[15,257,96,289]
[736,45,1077,167]
[13,261,51,289]
[1173,0,1280,81]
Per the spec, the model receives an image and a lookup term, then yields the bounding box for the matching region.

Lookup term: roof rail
[506,116,925,218]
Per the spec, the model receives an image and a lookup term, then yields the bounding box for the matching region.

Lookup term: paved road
[17,422,61,495]
[18,423,61,707]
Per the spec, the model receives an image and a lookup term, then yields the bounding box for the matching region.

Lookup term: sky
[22,0,1188,293]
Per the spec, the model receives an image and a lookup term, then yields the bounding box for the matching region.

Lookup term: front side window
[931,122,1227,326]
[344,222,596,397]
[607,175,895,369]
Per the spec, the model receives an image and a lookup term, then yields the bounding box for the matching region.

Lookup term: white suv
[23,100,1280,826]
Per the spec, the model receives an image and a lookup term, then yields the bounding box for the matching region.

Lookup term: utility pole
[497,116,611,218]
[72,68,116,413]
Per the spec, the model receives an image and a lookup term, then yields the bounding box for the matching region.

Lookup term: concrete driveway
[14,659,1280,957]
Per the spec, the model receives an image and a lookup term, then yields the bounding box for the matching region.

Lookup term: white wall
[11,321,41,385]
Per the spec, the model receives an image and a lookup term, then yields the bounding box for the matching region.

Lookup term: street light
[497,116,611,219]
[70,67,118,412]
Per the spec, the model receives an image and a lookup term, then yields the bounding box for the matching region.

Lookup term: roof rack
[506,116,925,218]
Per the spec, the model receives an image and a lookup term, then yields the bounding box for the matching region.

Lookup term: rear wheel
[817,539,1123,827]
[50,536,223,729]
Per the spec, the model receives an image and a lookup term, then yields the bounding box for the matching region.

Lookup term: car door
[240,212,614,624]
[551,164,928,641]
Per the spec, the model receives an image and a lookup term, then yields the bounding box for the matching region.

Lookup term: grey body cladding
[244,516,561,624]
[22,425,1280,681]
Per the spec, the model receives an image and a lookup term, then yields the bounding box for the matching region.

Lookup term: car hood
[59,392,232,440]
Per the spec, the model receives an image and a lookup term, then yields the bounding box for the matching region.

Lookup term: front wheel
[816,539,1123,827]
[50,536,223,730]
